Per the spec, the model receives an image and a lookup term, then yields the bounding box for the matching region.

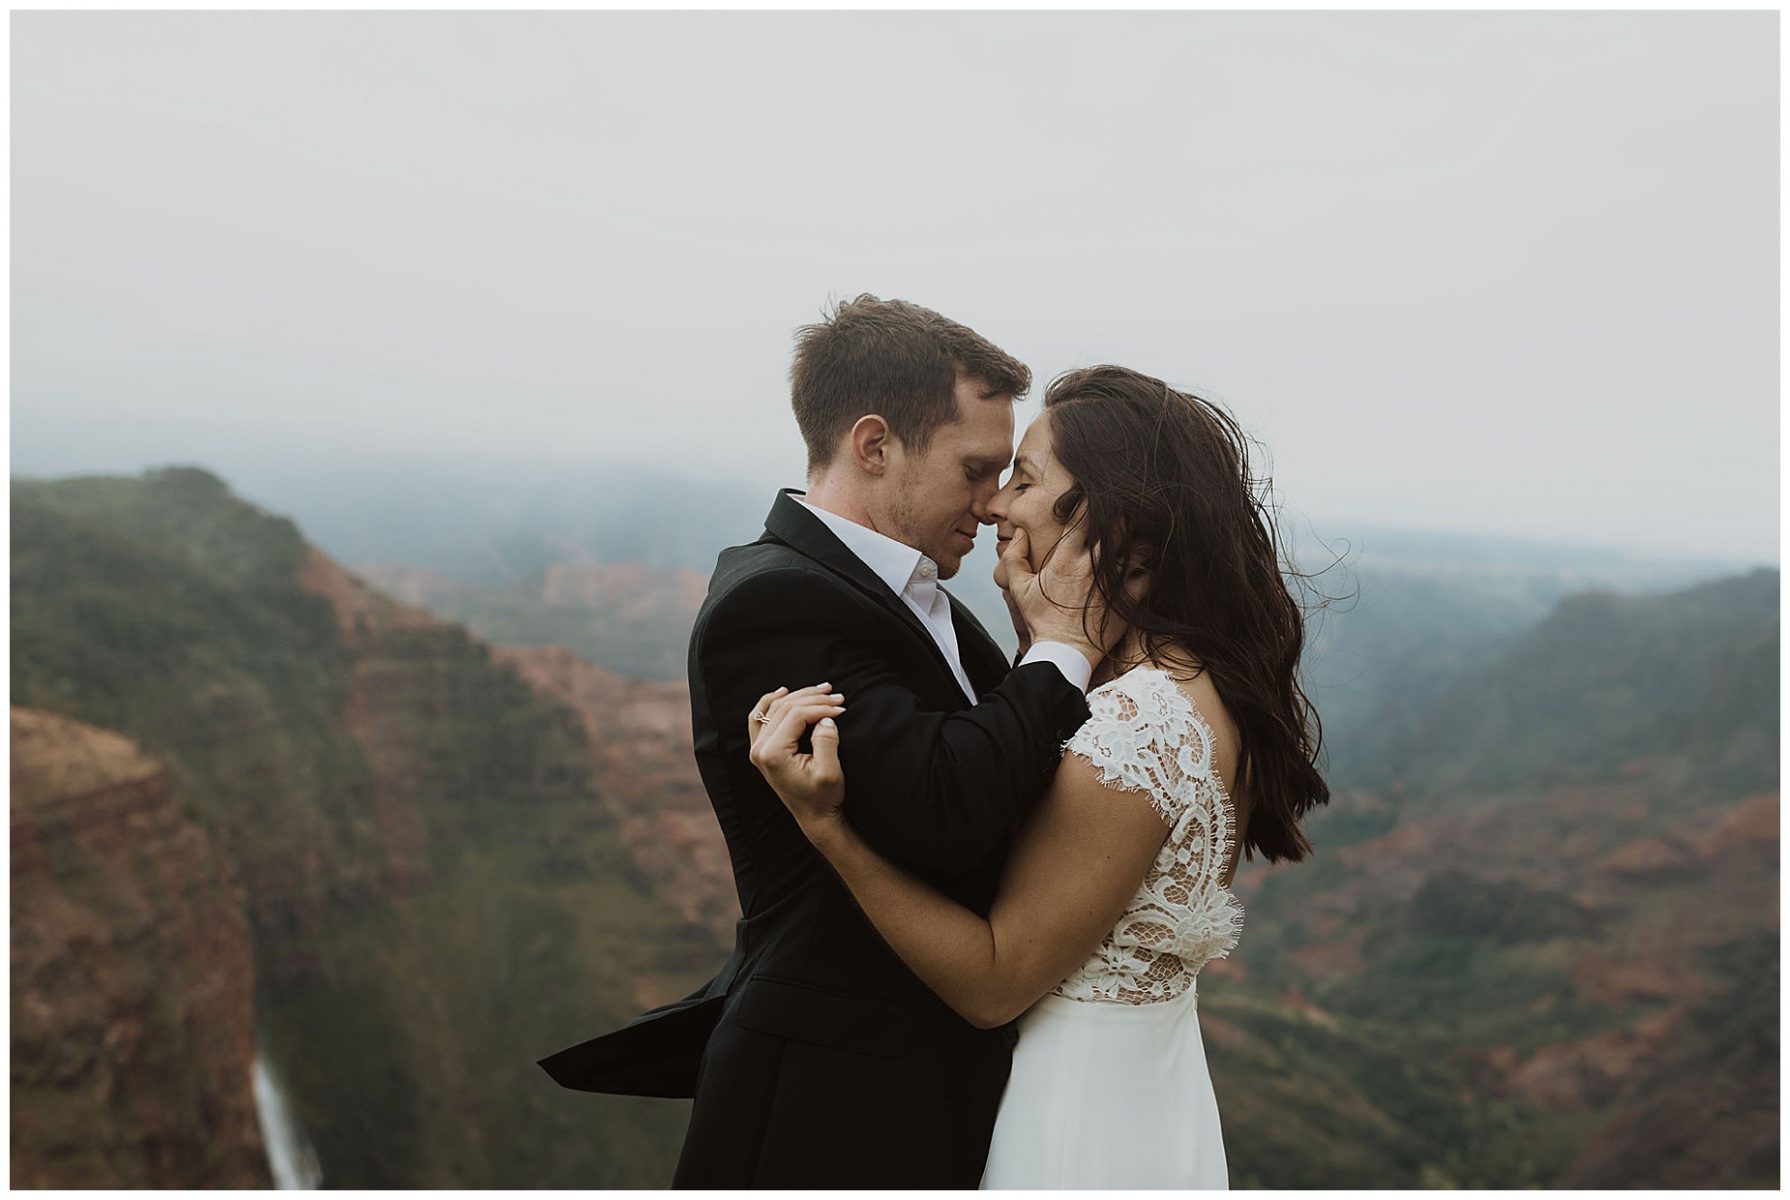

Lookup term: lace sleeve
[1061,668,1214,828]
[1049,667,1244,1006]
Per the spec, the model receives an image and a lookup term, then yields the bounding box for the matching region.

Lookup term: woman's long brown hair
[1041,365,1330,864]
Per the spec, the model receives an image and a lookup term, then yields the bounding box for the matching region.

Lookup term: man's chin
[934,553,963,581]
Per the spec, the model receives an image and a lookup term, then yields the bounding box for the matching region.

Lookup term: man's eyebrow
[966,455,1010,471]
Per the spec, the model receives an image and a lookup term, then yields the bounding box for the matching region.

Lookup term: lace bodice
[1047,667,1246,1006]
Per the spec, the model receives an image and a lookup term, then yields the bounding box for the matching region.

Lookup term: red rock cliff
[11,707,265,1187]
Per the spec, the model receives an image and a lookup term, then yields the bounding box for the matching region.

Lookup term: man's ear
[847,414,893,477]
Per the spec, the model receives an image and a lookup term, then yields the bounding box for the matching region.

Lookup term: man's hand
[998,510,1128,664]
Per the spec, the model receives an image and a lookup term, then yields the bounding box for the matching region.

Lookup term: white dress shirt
[795,496,1094,702]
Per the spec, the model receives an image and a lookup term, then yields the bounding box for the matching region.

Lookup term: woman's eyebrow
[1012,455,1039,476]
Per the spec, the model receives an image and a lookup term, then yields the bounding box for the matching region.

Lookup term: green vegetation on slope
[1372,568,1779,798]
[13,467,1776,1188]
[1215,567,1779,1188]
[12,468,722,1186]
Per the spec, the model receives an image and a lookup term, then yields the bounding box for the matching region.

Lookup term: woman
[748,365,1329,1189]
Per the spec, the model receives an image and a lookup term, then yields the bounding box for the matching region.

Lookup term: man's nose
[972,487,1000,524]
[982,485,1008,524]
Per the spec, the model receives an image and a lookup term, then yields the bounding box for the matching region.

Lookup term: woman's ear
[1121,542,1155,604]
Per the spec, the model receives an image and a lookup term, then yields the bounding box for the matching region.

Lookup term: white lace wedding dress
[980,666,1246,1189]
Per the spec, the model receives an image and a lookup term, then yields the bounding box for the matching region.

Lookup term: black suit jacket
[537,489,1090,1188]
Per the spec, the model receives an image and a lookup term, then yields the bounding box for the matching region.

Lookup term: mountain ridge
[9,464,1775,1188]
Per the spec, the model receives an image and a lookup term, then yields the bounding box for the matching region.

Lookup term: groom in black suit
[537,295,1117,1187]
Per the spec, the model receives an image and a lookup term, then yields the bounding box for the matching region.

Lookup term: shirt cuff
[1019,641,1095,693]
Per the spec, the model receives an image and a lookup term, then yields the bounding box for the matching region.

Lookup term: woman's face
[988,412,1076,577]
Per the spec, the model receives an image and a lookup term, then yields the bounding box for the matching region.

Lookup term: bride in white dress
[980,662,1244,1188]
[749,365,1328,1190]
[979,661,1245,1189]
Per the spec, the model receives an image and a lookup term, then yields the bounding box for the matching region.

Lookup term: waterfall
[251,1037,323,1189]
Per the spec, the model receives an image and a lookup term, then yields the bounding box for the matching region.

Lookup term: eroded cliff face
[13,474,714,1189]
[351,555,710,682]
[275,541,715,1187]
[297,544,453,905]
[326,550,735,979]
[305,541,741,1010]
[538,561,709,619]
[299,545,737,949]
[10,707,265,1188]
[487,644,738,1009]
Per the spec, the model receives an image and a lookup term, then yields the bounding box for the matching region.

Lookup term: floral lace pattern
[1048,667,1246,1006]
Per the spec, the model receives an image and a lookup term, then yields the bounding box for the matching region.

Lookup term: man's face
[884,374,1015,580]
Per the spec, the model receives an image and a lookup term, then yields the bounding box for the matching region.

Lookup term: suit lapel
[759,489,972,699]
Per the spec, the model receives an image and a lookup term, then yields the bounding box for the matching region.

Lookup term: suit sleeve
[697,567,1091,876]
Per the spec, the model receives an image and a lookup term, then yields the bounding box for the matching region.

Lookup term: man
[537,295,1120,1187]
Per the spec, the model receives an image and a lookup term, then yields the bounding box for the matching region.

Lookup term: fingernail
[819,718,835,729]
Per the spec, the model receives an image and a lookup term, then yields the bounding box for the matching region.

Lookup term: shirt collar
[795,495,938,600]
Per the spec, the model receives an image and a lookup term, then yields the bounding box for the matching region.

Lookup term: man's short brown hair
[789,294,1032,471]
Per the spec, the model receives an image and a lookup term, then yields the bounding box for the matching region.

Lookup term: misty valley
[9,464,1777,1189]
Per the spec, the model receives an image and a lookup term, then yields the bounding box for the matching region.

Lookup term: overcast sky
[11,11,1779,563]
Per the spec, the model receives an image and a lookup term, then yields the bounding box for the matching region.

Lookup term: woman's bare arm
[801,751,1170,1028]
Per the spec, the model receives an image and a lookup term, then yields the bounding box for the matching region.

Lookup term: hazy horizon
[12,11,1779,565]
[10,449,1769,586]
